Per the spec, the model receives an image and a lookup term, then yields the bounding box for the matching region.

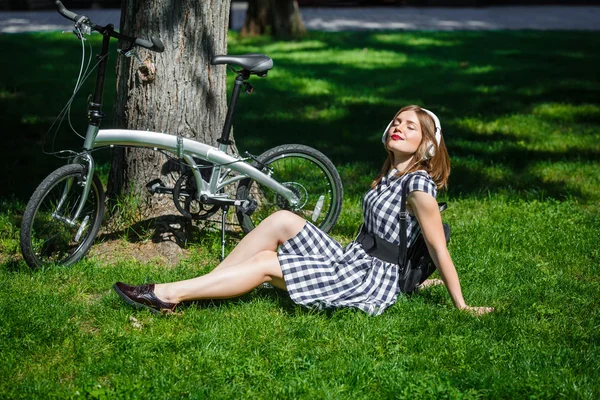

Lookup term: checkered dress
[278,170,438,315]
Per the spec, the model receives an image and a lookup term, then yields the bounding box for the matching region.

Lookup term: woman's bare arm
[407,191,493,315]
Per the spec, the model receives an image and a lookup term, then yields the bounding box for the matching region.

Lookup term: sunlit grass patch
[463,65,495,75]
[371,33,462,48]
[528,160,600,201]
[532,102,600,123]
[453,112,600,153]
[272,47,410,68]
[0,89,21,100]
[452,156,514,184]
[472,84,503,94]
[20,114,55,125]
[286,76,334,95]
[2,195,600,398]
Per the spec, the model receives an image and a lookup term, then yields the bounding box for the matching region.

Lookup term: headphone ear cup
[423,140,435,159]
[382,120,393,145]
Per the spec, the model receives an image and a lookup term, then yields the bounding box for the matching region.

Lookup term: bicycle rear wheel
[20,164,105,268]
[236,144,343,234]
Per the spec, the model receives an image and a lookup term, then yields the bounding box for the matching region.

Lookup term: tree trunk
[241,0,271,36]
[108,0,230,222]
[242,0,306,39]
[270,0,306,39]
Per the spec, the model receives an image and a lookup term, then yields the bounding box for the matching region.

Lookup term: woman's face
[385,110,423,160]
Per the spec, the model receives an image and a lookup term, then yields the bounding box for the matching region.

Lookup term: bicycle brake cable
[67,26,94,139]
[43,28,108,158]
[44,26,88,156]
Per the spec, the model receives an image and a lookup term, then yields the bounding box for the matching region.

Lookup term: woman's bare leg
[213,210,305,271]
[130,211,303,306]
[153,250,285,304]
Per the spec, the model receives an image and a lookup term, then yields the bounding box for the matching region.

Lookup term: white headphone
[381,108,442,160]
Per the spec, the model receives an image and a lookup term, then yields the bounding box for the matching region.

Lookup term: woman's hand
[459,305,494,315]
[418,278,444,289]
[417,280,493,315]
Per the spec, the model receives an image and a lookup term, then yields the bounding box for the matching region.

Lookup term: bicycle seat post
[217,73,247,153]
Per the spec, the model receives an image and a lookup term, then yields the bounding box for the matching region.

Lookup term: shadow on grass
[179,287,302,315]
[179,285,450,318]
[0,33,117,200]
[97,214,199,246]
[229,30,600,201]
[2,30,599,205]
[180,287,368,318]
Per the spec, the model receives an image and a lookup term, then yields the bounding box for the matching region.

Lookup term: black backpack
[357,173,450,294]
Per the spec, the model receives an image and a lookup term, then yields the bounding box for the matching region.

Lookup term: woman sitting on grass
[113,105,493,316]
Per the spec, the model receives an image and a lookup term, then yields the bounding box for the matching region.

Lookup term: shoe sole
[113,283,160,315]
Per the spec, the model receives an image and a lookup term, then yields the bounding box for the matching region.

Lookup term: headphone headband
[421,108,442,146]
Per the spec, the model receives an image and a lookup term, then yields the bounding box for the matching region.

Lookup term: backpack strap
[356,171,445,268]
[397,174,412,267]
[398,172,447,266]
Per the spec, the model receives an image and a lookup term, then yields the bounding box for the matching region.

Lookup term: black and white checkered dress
[278,170,438,315]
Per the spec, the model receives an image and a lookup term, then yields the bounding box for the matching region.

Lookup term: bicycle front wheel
[236,144,343,234]
[20,164,105,268]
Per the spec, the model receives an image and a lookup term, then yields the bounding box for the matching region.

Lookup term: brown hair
[371,105,450,190]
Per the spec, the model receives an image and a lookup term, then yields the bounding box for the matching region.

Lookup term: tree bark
[108,0,230,221]
[242,0,306,39]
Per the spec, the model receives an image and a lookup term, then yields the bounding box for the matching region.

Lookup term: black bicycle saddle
[211,54,273,75]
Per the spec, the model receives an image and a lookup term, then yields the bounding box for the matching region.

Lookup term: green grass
[1,30,599,399]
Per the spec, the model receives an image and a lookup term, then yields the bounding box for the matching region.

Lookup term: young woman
[113,105,493,316]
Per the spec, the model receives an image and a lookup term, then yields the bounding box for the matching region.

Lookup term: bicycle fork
[53,147,96,241]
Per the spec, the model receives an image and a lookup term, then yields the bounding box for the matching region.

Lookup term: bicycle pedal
[239,198,258,216]
[146,178,165,194]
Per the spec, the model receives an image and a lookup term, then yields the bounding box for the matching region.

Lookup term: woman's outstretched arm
[407,191,493,315]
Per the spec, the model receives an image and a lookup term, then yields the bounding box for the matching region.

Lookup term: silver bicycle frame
[92,129,301,206]
[54,126,98,225]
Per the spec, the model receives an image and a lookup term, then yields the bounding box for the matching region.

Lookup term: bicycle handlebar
[135,37,165,53]
[54,0,165,53]
[55,0,83,23]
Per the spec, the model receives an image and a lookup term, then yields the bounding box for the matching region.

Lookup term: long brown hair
[371,105,450,190]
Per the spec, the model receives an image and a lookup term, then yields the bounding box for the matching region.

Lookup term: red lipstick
[391,134,401,140]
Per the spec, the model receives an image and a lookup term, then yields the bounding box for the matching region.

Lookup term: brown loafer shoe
[113,282,178,314]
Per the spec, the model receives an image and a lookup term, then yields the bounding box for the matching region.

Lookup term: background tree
[242,0,306,39]
[108,1,230,255]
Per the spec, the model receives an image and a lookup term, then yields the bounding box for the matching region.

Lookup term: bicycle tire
[236,144,343,234]
[20,164,105,268]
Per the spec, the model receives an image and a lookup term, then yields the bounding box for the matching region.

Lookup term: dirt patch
[90,214,199,266]
[89,237,189,266]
